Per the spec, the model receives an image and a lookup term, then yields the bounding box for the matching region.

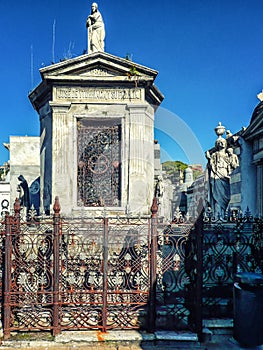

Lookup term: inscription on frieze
[55,87,142,102]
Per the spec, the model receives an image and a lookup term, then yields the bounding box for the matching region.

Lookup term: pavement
[1,330,263,350]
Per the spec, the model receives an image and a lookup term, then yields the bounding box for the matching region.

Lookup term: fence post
[52,196,61,336]
[148,197,158,333]
[102,217,109,332]
[3,199,21,340]
[3,213,12,340]
[195,202,204,342]
[14,198,21,223]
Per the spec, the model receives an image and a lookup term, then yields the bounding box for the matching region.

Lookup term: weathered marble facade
[241,100,263,216]
[29,52,163,216]
[9,136,40,213]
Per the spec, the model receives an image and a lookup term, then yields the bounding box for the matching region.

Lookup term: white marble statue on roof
[86,2,105,54]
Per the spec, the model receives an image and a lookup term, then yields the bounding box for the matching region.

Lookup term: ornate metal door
[77,118,121,207]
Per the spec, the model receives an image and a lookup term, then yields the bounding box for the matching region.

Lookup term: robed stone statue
[86,2,105,54]
[206,123,239,218]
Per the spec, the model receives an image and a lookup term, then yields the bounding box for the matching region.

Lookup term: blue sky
[1,0,263,167]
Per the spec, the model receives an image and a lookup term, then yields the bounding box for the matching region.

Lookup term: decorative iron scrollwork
[77,119,121,207]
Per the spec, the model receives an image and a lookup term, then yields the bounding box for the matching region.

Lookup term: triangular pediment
[243,118,263,140]
[39,51,157,81]
[243,101,263,140]
[29,51,164,111]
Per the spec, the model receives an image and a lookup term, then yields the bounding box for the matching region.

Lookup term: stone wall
[9,136,40,211]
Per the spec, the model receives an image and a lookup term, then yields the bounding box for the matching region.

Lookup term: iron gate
[2,198,161,339]
[58,214,152,332]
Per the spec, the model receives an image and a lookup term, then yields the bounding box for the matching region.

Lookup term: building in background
[0,159,10,215]
[241,98,263,216]
[3,137,40,216]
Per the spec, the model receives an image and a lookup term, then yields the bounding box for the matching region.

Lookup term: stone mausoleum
[29,52,163,216]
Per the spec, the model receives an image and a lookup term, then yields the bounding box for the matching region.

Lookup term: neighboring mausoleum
[241,94,263,216]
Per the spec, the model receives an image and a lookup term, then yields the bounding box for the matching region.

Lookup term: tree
[162,161,188,175]
[162,161,203,180]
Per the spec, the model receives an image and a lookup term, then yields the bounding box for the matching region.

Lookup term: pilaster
[126,104,154,214]
[256,162,263,216]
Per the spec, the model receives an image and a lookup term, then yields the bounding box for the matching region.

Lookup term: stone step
[155,330,198,342]
[203,318,233,328]
[202,318,234,343]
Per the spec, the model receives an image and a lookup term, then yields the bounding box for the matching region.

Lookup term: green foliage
[192,169,203,179]
[129,65,139,76]
[0,166,9,181]
[162,161,203,180]
[162,161,188,175]
[127,65,139,79]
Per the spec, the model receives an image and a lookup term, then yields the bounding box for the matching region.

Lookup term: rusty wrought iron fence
[201,213,263,319]
[155,218,202,334]
[1,198,159,338]
[1,198,203,339]
[3,198,261,340]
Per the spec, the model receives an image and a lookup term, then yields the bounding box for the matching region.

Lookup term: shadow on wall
[18,175,40,217]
